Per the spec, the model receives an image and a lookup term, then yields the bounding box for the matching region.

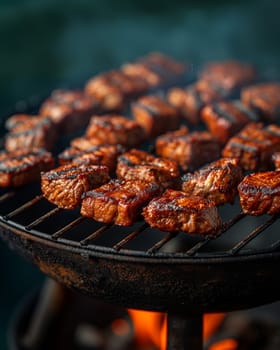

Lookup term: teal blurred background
[1,0,280,348]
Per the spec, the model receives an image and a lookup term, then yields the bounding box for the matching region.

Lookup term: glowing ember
[208,338,238,350]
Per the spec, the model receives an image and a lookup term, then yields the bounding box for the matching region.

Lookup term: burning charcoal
[41,164,110,209]
[167,80,228,125]
[131,95,180,138]
[241,82,280,121]
[181,157,243,206]
[116,149,180,190]
[4,115,58,152]
[222,122,280,171]
[156,127,220,171]
[85,115,146,149]
[59,144,124,172]
[84,70,149,112]
[40,89,98,134]
[238,171,280,216]
[0,149,54,187]
[81,179,160,226]
[142,189,222,235]
[201,100,259,144]
[122,51,187,88]
[199,60,256,94]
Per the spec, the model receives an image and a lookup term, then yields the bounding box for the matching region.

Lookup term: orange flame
[128,309,226,350]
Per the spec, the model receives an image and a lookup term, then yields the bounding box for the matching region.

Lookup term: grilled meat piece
[241,83,280,121]
[86,115,146,149]
[142,189,222,235]
[131,95,180,138]
[41,164,110,209]
[238,171,280,215]
[167,80,227,124]
[222,122,280,171]
[85,70,149,112]
[116,149,180,190]
[81,179,160,226]
[273,152,280,170]
[70,136,104,151]
[199,60,256,94]
[181,158,243,205]
[0,149,54,187]
[59,144,124,172]
[5,115,57,152]
[122,52,187,87]
[156,128,220,171]
[201,101,258,144]
[40,89,98,134]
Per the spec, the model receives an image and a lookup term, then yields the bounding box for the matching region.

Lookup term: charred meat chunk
[131,95,180,138]
[70,136,104,151]
[273,152,280,170]
[199,60,256,94]
[5,115,57,152]
[167,80,227,124]
[116,149,180,190]
[122,52,187,88]
[85,70,149,112]
[0,149,54,187]
[142,189,222,235]
[181,158,243,205]
[241,83,280,121]
[58,144,124,172]
[81,179,160,226]
[156,128,220,171]
[41,164,110,210]
[40,89,98,134]
[201,101,258,144]
[222,122,280,171]
[238,171,280,215]
[86,115,146,149]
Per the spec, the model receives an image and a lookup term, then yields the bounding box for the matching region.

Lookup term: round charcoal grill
[1,182,280,349]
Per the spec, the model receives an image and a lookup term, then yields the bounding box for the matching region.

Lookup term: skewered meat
[116,149,180,190]
[199,60,256,93]
[85,115,146,148]
[241,82,280,121]
[41,164,110,210]
[181,158,243,205]
[5,115,57,152]
[81,179,160,226]
[156,128,220,171]
[58,144,124,172]
[122,52,187,87]
[142,189,222,235]
[238,171,280,215]
[222,122,280,171]
[40,89,98,134]
[0,149,54,187]
[131,95,180,138]
[201,101,258,144]
[273,152,280,170]
[167,80,227,124]
[85,70,149,112]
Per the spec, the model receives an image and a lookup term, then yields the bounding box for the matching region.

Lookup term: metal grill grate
[0,185,279,260]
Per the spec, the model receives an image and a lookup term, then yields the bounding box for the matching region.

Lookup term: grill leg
[166,312,203,350]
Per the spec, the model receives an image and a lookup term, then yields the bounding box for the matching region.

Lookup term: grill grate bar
[185,212,246,256]
[0,191,15,203]
[147,232,178,254]
[113,223,148,251]
[4,195,43,220]
[52,216,86,239]
[229,215,278,255]
[80,224,111,246]
[25,207,62,231]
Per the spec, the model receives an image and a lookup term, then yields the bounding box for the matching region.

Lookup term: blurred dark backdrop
[1,0,280,348]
